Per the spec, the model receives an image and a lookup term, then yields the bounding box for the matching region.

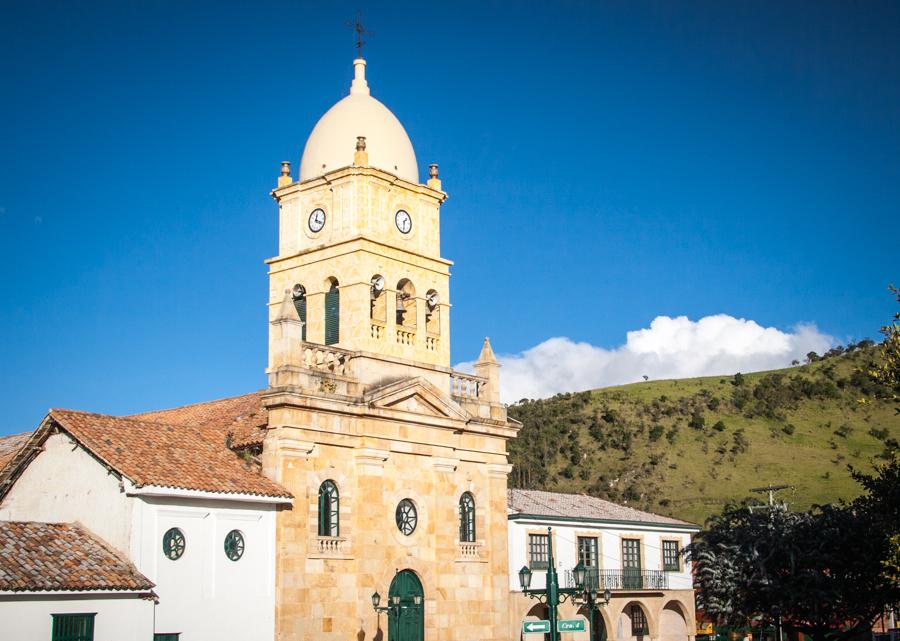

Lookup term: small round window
[224,530,245,561]
[395,499,418,536]
[162,528,185,560]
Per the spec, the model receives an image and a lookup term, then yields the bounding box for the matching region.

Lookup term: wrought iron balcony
[563,568,668,591]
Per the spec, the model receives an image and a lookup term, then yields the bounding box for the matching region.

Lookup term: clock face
[395,209,412,234]
[308,208,326,233]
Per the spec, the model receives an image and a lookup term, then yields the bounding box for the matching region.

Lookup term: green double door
[388,570,424,641]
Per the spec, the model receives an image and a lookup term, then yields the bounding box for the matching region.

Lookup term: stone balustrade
[370,322,384,340]
[450,372,487,400]
[425,335,439,351]
[396,328,415,345]
[315,536,348,556]
[457,541,484,561]
[301,344,353,376]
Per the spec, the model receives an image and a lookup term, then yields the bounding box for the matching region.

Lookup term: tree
[851,456,900,583]
[869,285,900,411]
[690,496,900,641]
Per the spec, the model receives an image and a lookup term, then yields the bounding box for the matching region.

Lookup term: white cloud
[456,315,834,403]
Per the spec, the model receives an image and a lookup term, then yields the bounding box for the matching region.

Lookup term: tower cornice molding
[271,165,447,204]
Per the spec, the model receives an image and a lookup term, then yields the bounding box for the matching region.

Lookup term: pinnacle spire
[476,337,498,364]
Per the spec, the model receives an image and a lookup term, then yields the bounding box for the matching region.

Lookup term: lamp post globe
[371,591,381,609]
[518,565,533,591]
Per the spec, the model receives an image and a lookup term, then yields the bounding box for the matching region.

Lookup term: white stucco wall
[131,496,277,641]
[507,517,696,591]
[0,432,133,554]
[0,433,280,641]
[0,593,154,641]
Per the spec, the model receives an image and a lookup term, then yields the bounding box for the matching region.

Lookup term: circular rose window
[395,499,418,536]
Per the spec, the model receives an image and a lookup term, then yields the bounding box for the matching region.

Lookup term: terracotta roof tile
[508,489,698,527]
[0,432,31,470]
[50,409,290,499]
[0,521,154,592]
[129,392,266,448]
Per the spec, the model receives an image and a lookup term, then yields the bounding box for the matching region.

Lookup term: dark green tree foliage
[689,470,900,641]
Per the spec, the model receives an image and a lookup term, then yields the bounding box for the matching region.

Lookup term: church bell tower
[268,58,451,374]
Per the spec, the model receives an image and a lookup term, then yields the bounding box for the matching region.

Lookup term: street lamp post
[518,527,611,641]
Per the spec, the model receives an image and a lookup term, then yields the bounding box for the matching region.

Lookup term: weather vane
[347,12,372,58]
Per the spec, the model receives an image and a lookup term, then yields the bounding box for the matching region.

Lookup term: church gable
[364,377,470,421]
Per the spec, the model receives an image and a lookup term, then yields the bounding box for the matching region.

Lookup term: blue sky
[1,1,898,432]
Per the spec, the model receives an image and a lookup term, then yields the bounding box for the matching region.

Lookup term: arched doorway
[660,602,689,641]
[388,570,424,641]
[524,604,550,641]
[578,606,607,641]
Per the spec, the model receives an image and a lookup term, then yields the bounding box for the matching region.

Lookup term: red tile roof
[0,521,154,593]
[0,432,31,470]
[130,391,266,448]
[508,489,698,527]
[49,409,290,499]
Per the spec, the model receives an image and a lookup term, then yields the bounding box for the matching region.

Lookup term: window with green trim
[458,492,475,542]
[528,533,549,569]
[324,279,340,345]
[577,536,598,568]
[51,613,95,641]
[162,527,185,560]
[662,540,681,571]
[154,634,180,641]
[318,480,339,537]
[224,529,245,561]
[292,284,307,341]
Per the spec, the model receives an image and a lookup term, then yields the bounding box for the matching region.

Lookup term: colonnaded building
[0,56,698,641]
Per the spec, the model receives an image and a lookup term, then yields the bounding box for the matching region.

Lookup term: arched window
[370,274,386,323]
[318,480,339,537]
[459,492,475,542]
[425,289,440,335]
[292,284,307,341]
[396,279,416,329]
[324,279,340,345]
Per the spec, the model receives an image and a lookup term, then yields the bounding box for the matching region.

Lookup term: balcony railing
[563,568,668,591]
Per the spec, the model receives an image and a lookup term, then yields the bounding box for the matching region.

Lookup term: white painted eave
[124,481,292,505]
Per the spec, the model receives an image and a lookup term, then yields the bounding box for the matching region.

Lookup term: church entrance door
[388,570,424,641]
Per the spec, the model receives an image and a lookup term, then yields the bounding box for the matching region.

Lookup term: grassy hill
[507,343,899,526]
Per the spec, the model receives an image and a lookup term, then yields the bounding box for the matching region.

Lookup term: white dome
[299,59,419,184]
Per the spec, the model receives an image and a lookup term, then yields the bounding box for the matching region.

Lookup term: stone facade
[264,82,519,639]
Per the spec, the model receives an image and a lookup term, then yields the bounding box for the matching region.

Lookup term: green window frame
[292,286,307,342]
[622,538,641,569]
[577,536,598,568]
[395,498,418,536]
[528,533,549,569]
[51,613,95,641]
[318,480,339,537]
[630,605,648,636]
[459,492,475,542]
[224,529,245,561]
[324,280,340,345]
[154,635,180,641]
[162,527,185,560]
[662,540,680,571]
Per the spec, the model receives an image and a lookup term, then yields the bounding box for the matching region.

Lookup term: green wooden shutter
[293,297,307,341]
[154,635,181,641]
[52,614,96,641]
[325,283,339,345]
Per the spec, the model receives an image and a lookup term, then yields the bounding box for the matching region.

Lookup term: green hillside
[507,343,899,526]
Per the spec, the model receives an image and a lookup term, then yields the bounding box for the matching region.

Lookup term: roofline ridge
[127,389,264,418]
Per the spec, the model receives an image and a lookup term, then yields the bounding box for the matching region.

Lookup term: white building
[0,521,156,641]
[0,399,290,641]
[508,489,700,641]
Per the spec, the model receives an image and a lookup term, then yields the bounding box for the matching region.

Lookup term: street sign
[523,620,552,634]
[558,619,586,632]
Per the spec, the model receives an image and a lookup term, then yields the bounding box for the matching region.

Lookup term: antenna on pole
[749,484,791,510]
[347,12,373,58]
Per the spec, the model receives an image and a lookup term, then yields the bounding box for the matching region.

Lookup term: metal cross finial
[347,12,372,58]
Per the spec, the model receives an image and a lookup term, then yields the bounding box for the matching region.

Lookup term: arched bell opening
[370,274,386,323]
[424,289,440,335]
[324,277,340,346]
[395,279,416,330]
